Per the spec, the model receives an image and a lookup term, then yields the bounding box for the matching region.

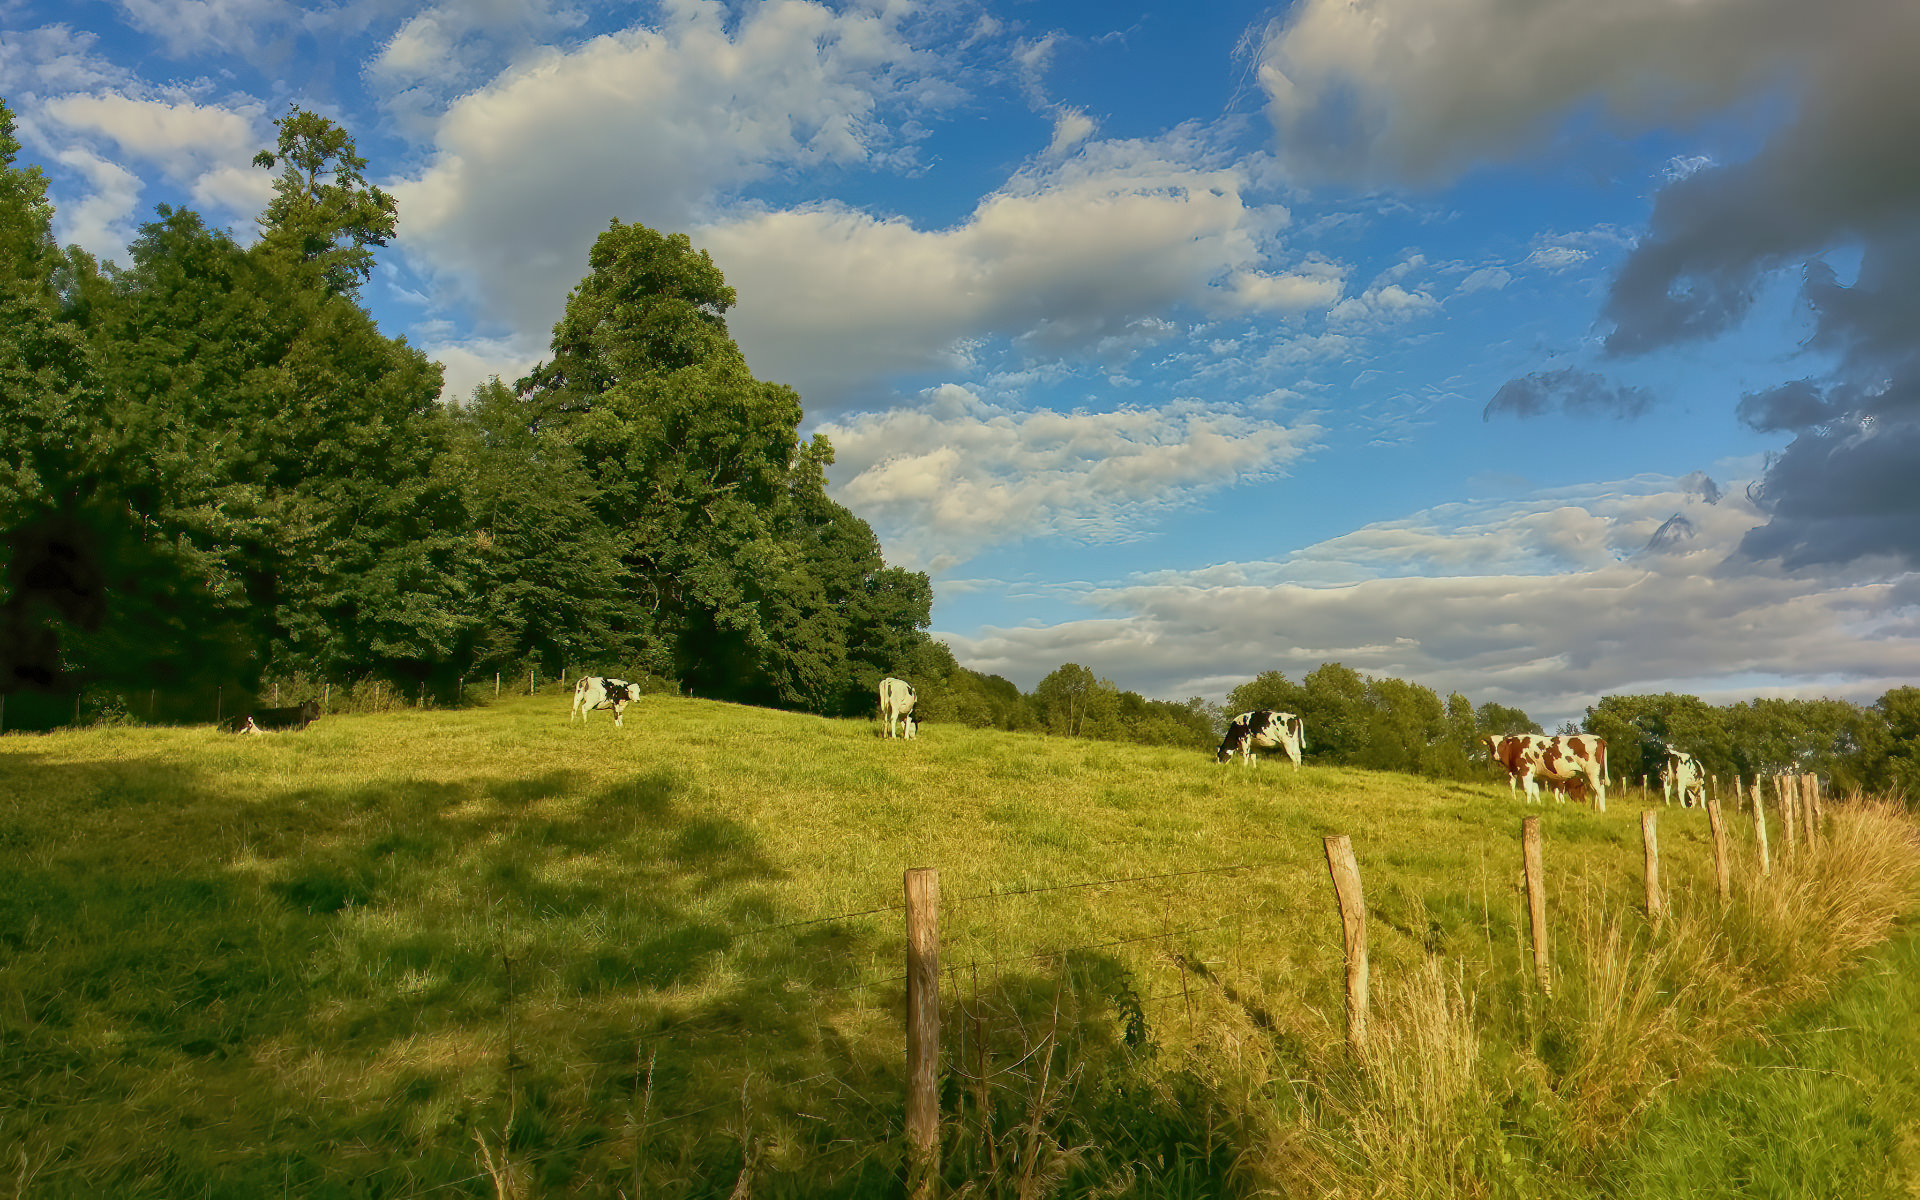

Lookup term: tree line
[0,101,939,728]
[912,657,1920,801]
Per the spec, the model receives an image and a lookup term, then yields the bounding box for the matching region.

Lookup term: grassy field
[2,691,1917,1198]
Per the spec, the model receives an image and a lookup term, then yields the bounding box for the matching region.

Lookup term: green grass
[1,692,1915,1197]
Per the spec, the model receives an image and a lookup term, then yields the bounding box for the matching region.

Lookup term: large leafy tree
[77,111,462,696]
[518,219,932,711]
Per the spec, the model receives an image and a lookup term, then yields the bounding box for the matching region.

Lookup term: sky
[4,0,1918,727]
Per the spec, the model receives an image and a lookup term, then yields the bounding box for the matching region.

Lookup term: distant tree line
[921,656,1919,801]
[0,101,937,728]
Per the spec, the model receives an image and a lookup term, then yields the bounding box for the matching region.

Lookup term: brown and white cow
[1488,733,1608,806]
[1485,733,1552,799]
[1660,748,1706,808]
[1217,710,1306,769]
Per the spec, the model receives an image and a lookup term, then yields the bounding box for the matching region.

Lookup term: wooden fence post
[495,672,501,697]
[1706,794,1731,902]
[1776,774,1797,861]
[1641,810,1664,927]
[905,868,940,1197]
[273,681,280,705]
[528,669,535,696]
[324,683,330,711]
[1324,835,1369,1054]
[1810,773,1824,824]
[1522,817,1551,997]
[1751,779,1771,878]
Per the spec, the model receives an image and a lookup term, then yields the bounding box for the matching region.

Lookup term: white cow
[878,677,917,739]
[1217,710,1305,769]
[1660,748,1706,808]
[572,676,639,726]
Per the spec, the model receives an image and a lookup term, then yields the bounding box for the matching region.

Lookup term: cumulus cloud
[698,129,1317,407]
[389,0,971,384]
[1484,368,1653,421]
[945,475,1920,724]
[819,384,1321,572]
[49,146,142,260]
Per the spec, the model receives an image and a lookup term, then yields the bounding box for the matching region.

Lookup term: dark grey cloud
[1484,368,1653,421]
[1596,8,1920,568]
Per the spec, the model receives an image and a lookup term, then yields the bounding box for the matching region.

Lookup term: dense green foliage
[0,102,935,726]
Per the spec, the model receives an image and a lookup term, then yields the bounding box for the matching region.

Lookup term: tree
[516,219,934,712]
[252,106,398,296]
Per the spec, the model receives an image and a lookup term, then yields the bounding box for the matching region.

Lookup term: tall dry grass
[1269,796,1920,1198]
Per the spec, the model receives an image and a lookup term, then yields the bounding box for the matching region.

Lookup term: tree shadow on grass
[0,751,1206,1199]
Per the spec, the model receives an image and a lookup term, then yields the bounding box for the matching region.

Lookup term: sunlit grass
[1,694,1914,1197]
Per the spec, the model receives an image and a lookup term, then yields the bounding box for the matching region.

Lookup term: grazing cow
[879,676,917,739]
[225,699,322,734]
[572,676,639,727]
[1660,748,1706,808]
[1529,734,1609,806]
[1217,710,1306,769]
[901,714,918,740]
[1485,733,1553,798]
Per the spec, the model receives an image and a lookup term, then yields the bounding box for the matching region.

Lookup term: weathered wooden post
[1809,773,1824,825]
[324,683,330,711]
[1641,810,1664,927]
[904,868,940,1197]
[1706,794,1731,902]
[495,672,501,698]
[1519,817,1551,997]
[1324,835,1369,1054]
[1776,774,1797,862]
[273,681,280,705]
[1751,779,1771,878]
[528,669,535,696]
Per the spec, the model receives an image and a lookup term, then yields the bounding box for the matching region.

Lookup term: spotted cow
[1217,710,1306,769]
[1660,748,1706,809]
[572,676,639,726]
[225,699,322,734]
[1485,733,1553,799]
[878,677,917,739]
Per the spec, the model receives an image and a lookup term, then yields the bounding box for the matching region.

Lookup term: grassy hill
[3,693,1917,1197]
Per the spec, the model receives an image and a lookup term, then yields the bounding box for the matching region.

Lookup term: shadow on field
[0,745,1201,1198]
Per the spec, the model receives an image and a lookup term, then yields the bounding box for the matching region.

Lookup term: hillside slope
[2,694,1914,1197]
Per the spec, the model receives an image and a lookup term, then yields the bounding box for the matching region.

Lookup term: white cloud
[943,473,1920,724]
[391,0,953,376]
[1045,106,1095,156]
[1523,245,1590,271]
[109,0,298,59]
[820,383,1322,572]
[700,131,1312,406]
[44,93,268,222]
[50,146,142,260]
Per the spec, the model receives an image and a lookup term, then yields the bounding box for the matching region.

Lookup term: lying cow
[572,676,639,726]
[878,676,917,739]
[1660,747,1706,808]
[1217,710,1305,769]
[226,699,322,734]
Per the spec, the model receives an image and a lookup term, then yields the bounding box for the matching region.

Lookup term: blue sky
[5,0,1917,727]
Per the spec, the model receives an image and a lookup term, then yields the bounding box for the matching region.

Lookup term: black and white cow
[572,676,639,726]
[1217,710,1306,769]
[1660,747,1706,808]
[226,699,322,734]
[878,676,917,739]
